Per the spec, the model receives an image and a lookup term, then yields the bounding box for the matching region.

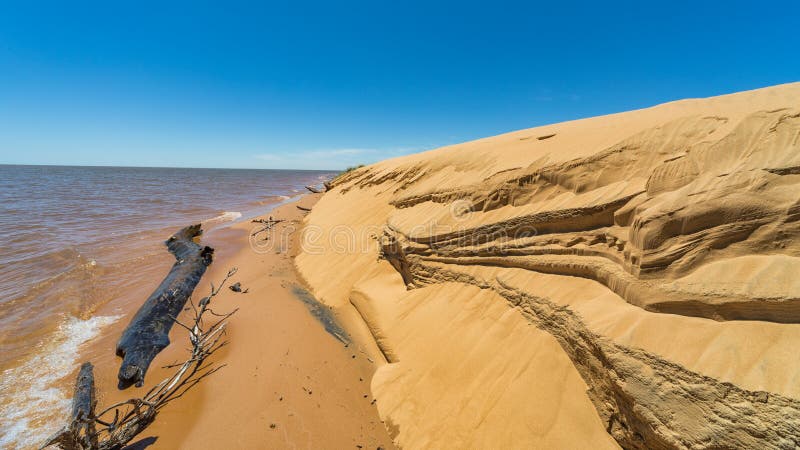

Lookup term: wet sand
[74,194,393,449]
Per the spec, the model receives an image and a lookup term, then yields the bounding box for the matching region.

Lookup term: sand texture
[296,83,800,449]
[79,196,393,449]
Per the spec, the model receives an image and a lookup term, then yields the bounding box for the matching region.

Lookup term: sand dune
[296,82,800,448]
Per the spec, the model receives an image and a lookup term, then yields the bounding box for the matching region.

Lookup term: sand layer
[296,83,800,448]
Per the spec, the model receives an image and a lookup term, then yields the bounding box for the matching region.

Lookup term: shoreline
[0,168,339,449]
[70,193,393,449]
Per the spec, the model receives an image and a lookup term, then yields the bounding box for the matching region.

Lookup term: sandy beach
[39,82,800,449]
[73,194,393,449]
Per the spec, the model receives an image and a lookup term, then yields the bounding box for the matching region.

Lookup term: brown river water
[0,165,335,448]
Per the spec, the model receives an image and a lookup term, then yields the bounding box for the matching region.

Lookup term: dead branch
[304,185,324,194]
[41,268,239,450]
[251,217,283,237]
[296,205,312,212]
[251,216,283,224]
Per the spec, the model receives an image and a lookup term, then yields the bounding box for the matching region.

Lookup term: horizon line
[0,163,341,172]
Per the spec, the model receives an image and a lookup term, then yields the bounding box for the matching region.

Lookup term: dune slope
[297,83,800,449]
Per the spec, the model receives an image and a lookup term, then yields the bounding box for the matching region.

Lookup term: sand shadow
[122,436,158,450]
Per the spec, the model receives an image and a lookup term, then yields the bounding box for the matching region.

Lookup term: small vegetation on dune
[332,164,365,182]
[343,164,365,173]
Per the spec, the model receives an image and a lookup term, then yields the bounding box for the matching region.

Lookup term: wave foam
[0,314,120,449]
[203,211,242,224]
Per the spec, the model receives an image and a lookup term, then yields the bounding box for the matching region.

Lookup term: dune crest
[297,83,800,448]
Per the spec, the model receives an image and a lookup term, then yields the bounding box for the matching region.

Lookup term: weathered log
[296,205,312,212]
[41,362,98,450]
[323,180,333,191]
[116,224,213,389]
[72,363,97,444]
[304,185,324,193]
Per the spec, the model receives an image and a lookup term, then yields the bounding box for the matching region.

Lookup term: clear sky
[0,1,798,170]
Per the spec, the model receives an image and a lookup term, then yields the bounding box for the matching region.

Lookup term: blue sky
[0,1,798,170]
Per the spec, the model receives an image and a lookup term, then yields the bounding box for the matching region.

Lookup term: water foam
[203,211,242,224]
[0,314,120,450]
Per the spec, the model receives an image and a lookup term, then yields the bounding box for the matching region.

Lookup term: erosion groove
[766,165,800,176]
[498,279,800,450]
[404,193,643,247]
[391,188,473,209]
[424,255,800,322]
[382,225,800,322]
[394,256,800,449]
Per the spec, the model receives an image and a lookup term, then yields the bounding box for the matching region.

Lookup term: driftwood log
[304,185,324,194]
[296,205,312,212]
[43,363,98,449]
[116,224,213,388]
[43,269,238,450]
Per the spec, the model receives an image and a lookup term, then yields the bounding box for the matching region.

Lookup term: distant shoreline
[0,163,340,172]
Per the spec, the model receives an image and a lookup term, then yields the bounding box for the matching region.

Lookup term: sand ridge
[297,82,800,448]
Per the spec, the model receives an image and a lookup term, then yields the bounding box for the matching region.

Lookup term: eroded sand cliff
[296,83,800,449]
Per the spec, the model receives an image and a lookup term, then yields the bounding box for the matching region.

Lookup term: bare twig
[251,218,284,237]
[41,268,239,450]
[251,217,284,224]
